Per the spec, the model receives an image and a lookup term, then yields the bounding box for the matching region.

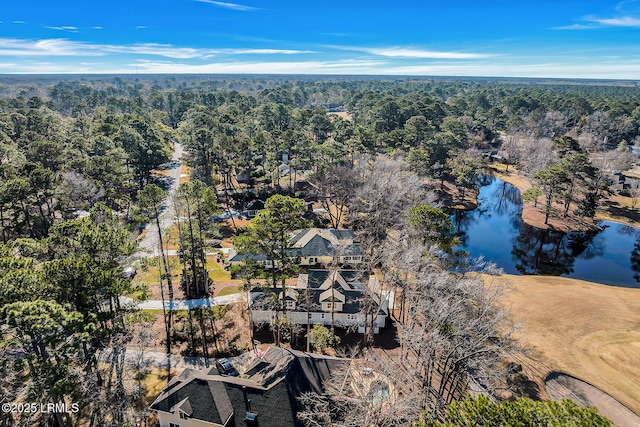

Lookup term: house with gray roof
[250,270,389,334]
[149,347,345,427]
[228,228,364,268]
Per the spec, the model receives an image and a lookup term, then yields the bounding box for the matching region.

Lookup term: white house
[250,270,388,334]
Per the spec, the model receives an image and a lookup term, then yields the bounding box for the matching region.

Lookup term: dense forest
[1,74,638,426]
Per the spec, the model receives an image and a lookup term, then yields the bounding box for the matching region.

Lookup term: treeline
[0,75,634,426]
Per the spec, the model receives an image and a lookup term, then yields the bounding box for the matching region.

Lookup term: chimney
[242,386,258,426]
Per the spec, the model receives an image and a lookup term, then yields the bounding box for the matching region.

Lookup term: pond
[454,176,640,288]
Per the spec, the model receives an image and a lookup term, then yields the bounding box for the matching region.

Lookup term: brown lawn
[501,274,640,415]
[179,164,191,184]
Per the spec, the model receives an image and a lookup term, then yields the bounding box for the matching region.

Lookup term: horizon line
[0,72,639,83]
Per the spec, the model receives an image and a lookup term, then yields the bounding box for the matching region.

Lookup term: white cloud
[0,61,100,73]
[92,26,103,30]
[557,13,640,29]
[0,38,102,57]
[44,26,79,32]
[616,0,640,13]
[592,16,640,26]
[108,44,312,58]
[331,45,493,59]
[194,0,258,11]
[219,48,314,55]
[552,23,599,30]
[124,59,385,74]
[13,21,26,24]
[4,56,640,79]
[384,60,640,79]
[0,38,313,59]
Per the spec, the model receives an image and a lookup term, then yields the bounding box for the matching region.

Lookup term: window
[179,411,188,419]
[169,423,180,427]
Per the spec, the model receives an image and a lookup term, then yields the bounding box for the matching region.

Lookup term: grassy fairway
[501,274,640,414]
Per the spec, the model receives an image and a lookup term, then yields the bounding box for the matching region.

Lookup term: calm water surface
[456,176,640,288]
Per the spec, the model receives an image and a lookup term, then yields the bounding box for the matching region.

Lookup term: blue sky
[1,0,639,78]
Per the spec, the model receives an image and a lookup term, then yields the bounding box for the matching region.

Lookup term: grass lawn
[142,368,179,406]
[163,223,180,250]
[217,285,241,296]
[500,274,640,414]
[131,255,238,300]
[206,255,233,282]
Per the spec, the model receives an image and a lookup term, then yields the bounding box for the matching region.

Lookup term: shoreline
[433,177,480,211]
[489,165,632,233]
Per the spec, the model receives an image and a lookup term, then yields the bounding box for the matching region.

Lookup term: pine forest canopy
[0,74,635,426]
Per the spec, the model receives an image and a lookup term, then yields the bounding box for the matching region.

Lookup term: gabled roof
[307,270,365,291]
[290,228,361,258]
[170,397,193,416]
[251,270,372,315]
[319,288,346,303]
[150,347,346,427]
[292,234,333,257]
[231,228,363,264]
[150,369,234,426]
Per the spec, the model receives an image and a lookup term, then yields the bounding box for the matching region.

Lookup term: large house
[249,269,389,334]
[149,347,345,427]
[228,228,364,268]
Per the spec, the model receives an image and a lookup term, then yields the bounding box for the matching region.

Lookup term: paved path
[546,373,640,427]
[136,142,183,258]
[150,248,232,257]
[121,293,243,311]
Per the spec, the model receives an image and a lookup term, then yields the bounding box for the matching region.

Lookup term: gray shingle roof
[231,228,363,264]
[150,369,234,425]
[251,270,372,315]
[150,348,346,427]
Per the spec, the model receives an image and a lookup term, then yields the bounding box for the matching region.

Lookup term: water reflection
[454,176,640,287]
[490,180,522,216]
[511,222,601,276]
[631,241,640,283]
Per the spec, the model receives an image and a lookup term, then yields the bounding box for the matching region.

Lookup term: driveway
[136,142,183,258]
